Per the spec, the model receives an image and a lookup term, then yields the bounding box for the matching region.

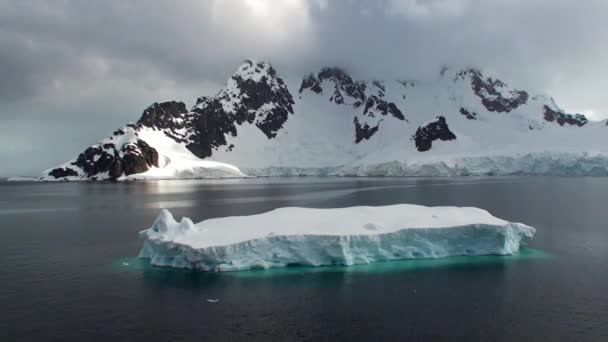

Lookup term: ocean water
[1,177,607,341]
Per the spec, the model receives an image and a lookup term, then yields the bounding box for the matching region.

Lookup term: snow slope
[39,125,246,181]
[138,205,536,271]
[38,60,608,181]
[122,129,246,180]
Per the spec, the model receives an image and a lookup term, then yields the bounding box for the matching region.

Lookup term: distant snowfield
[138,205,536,271]
[5,176,36,182]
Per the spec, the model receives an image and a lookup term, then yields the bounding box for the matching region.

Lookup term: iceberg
[138,205,536,272]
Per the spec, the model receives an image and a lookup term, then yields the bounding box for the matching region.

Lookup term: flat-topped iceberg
[138,205,536,272]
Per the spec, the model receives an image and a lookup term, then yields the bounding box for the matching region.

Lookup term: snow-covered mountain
[40,60,608,181]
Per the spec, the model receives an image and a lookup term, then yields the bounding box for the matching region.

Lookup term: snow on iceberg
[138,205,536,272]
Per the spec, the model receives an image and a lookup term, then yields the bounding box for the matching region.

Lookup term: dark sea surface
[1,177,607,341]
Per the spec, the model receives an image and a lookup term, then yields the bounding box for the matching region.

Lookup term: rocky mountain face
[459,68,530,113]
[40,59,605,181]
[299,67,404,143]
[48,127,160,180]
[542,105,588,127]
[43,60,295,180]
[136,61,294,159]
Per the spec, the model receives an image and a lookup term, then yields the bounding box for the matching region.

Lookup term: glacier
[138,205,536,272]
[37,151,608,181]
[243,152,608,177]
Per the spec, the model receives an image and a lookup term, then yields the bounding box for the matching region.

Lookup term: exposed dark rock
[50,137,160,181]
[459,107,477,120]
[543,105,588,127]
[121,140,159,175]
[138,101,188,129]
[354,117,380,143]
[387,103,404,120]
[186,101,238,158]
[299,74,322,94]
[299,67,367,106]
[318,67,367,104]
[413,116,457,152]
[72,146,115,177]
[255,105,290,138]
[48,167,78,178]
[363,96,405,121]
[363,96,383,117]
[109,159,124,180]
[459,69,529,113]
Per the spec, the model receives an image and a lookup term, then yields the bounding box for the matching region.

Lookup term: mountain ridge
[39,59,608,181]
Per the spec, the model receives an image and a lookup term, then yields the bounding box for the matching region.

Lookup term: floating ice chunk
[138,205,536,272]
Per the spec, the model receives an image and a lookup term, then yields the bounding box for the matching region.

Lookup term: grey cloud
[1,0,607,176]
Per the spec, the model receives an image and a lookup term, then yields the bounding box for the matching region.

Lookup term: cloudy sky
[1,0,607,176]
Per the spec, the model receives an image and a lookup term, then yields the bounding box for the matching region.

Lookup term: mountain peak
[231,59,276,82]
